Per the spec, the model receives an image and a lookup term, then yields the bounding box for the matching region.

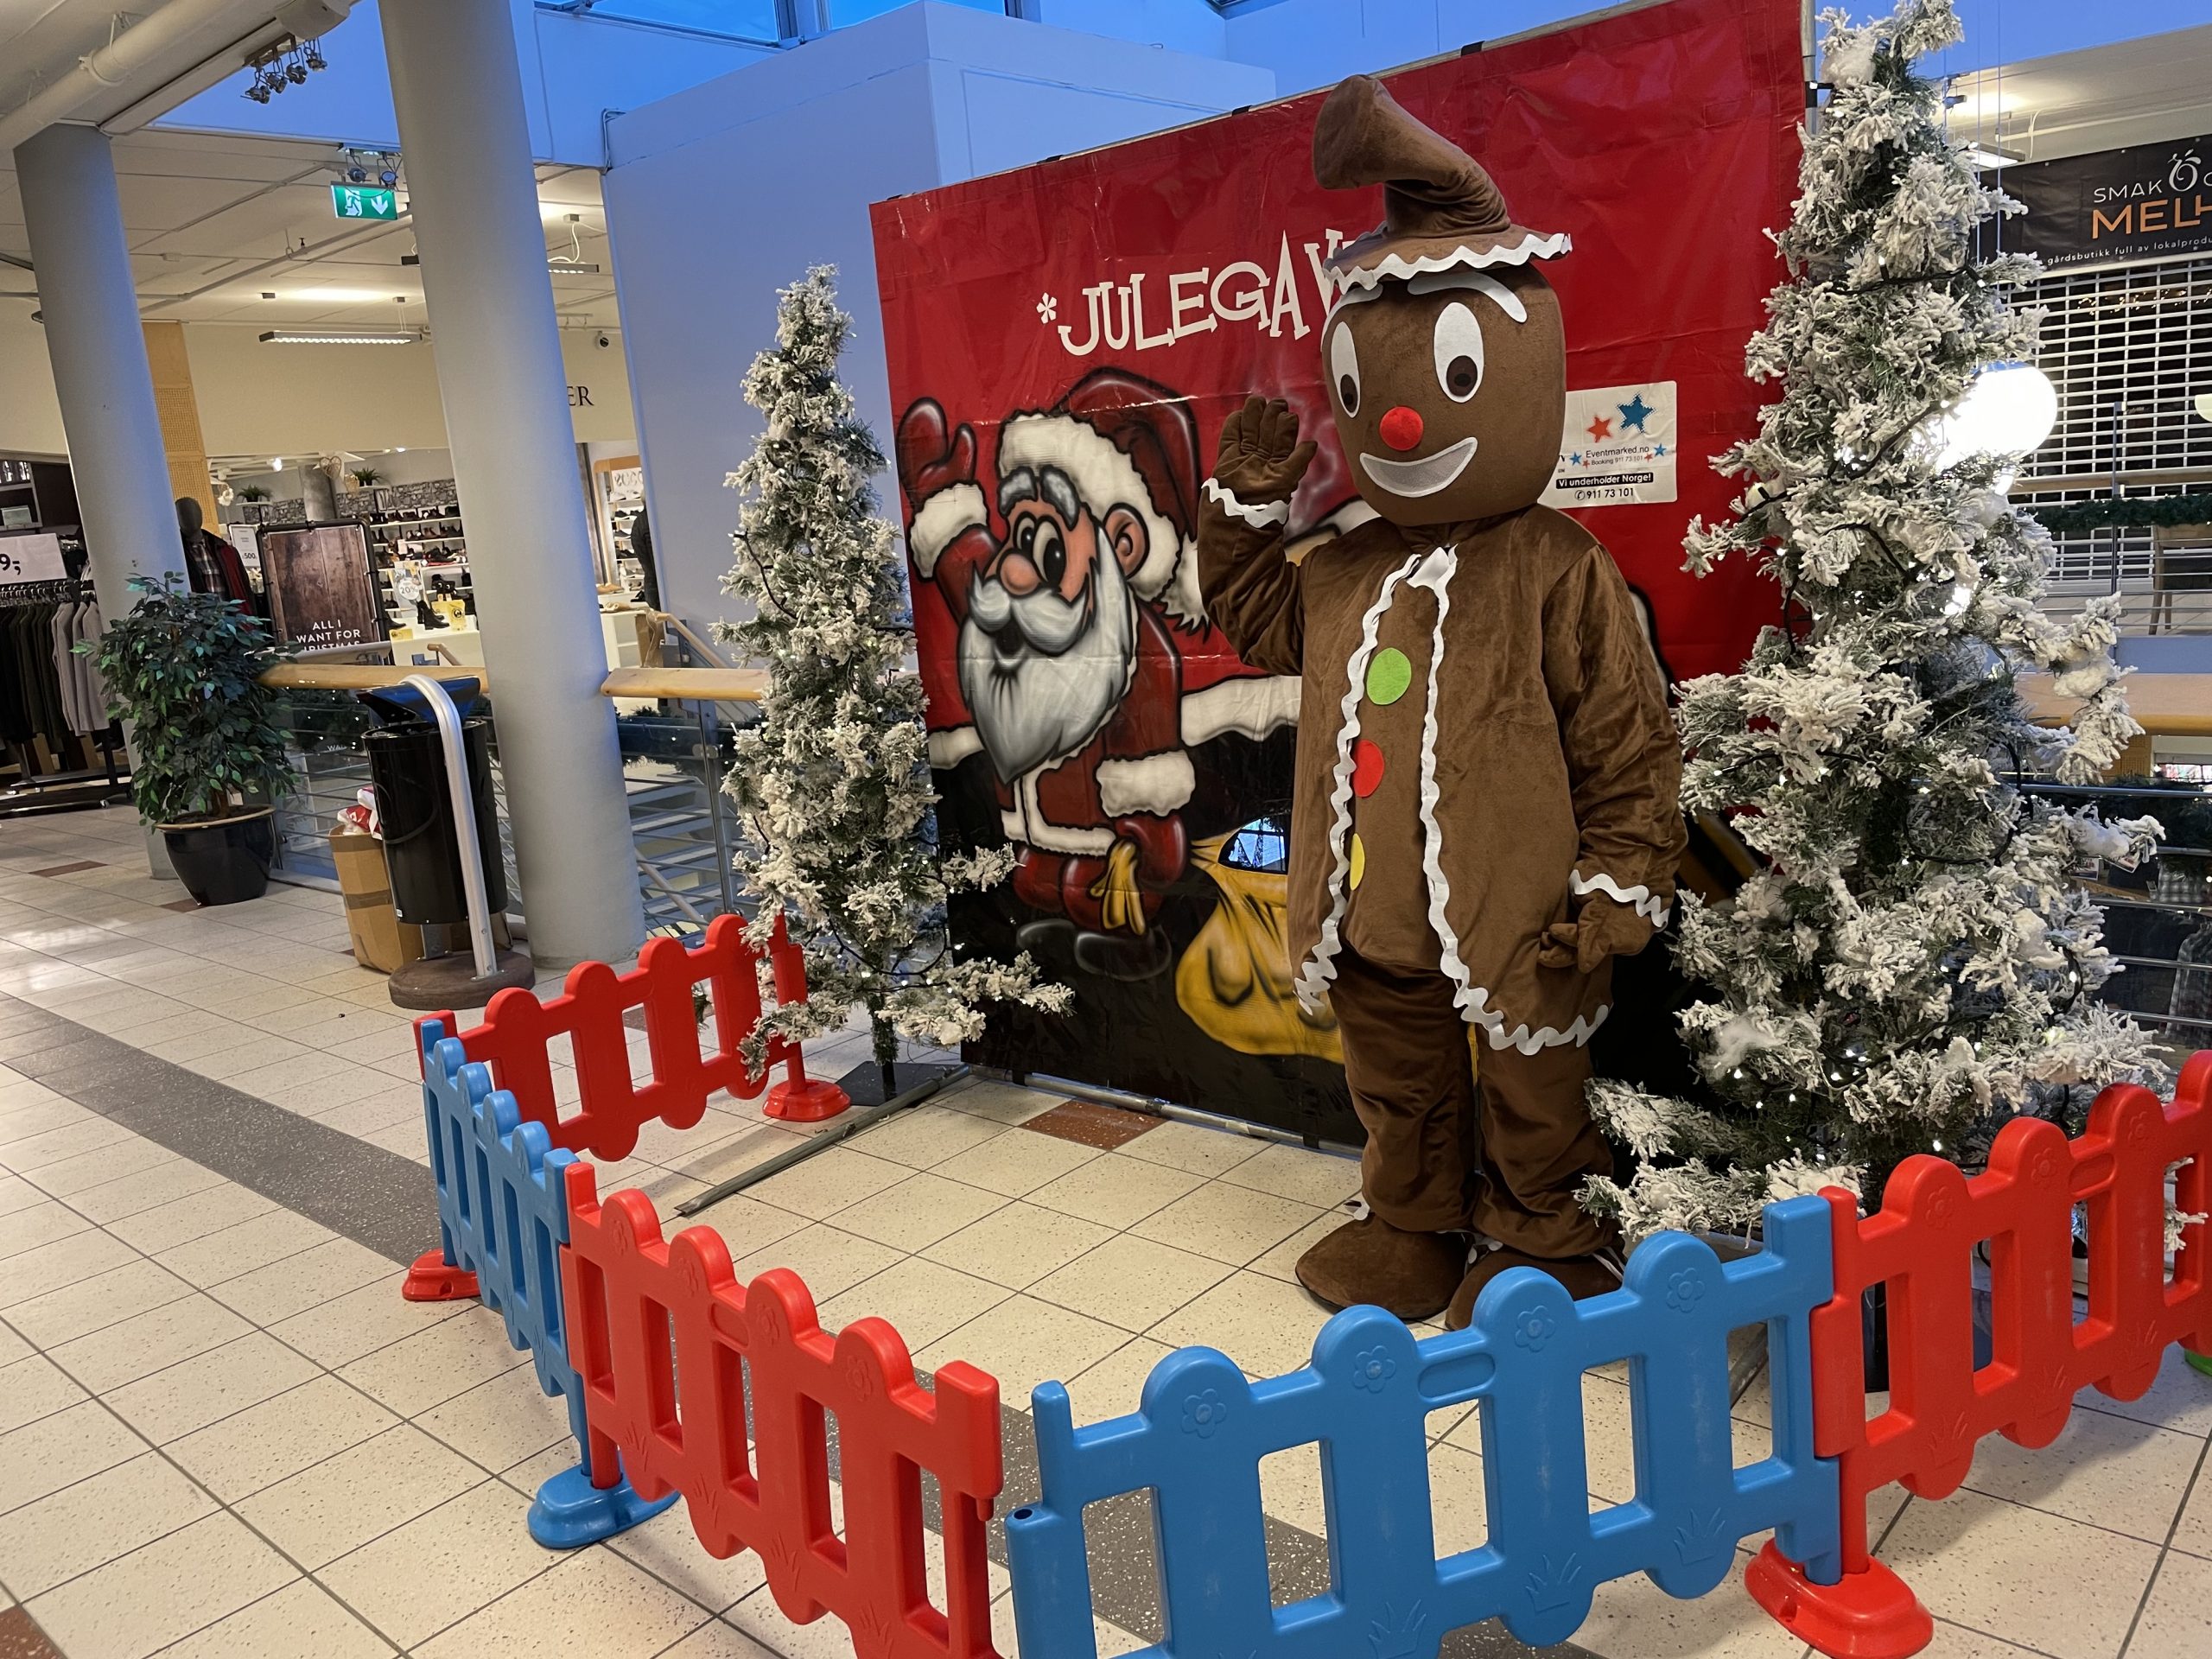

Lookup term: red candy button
[1351,738,1384,798]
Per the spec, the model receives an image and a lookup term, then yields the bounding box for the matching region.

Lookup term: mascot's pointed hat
[1314,73,1569,289]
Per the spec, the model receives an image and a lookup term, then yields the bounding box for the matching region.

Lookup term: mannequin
[176,497,257,612]
[1197,77,1685,1328]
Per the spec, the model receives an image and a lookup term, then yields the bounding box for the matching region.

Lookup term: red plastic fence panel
[560,1161,1005,1659]
[1752,1053,2212,1656]
[413,911,840,1161]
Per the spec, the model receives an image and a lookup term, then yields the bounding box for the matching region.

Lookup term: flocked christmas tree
[721,266,1067,1095]
[1583,0,2166,1238]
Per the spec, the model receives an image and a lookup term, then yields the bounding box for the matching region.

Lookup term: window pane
[579,2,783,41]
[827,0,1007,25]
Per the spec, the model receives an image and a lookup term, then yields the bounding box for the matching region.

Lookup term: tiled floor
[0,808,2209,1657]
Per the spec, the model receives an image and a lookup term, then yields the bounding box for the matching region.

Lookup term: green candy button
[1366,647,1414,706]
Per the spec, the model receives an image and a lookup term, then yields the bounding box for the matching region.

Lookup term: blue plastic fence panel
[419,1022,589,1454]
[1007,1196,1841,1659]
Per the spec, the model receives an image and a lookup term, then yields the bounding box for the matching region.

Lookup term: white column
[380,0,643,969]
[13,124,186,620]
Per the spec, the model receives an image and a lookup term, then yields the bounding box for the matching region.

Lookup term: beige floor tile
[412,1547,709,1659]
[1571,1548,1808,1658]
[168,1373,400,1503]
[184,1035,311,1082]
[1427,1439,1491,1558]
[2132,1548,2212,1657]
[104,1331,319,1445]
[744,1146,911,1219]
[1148,1271,1334,1379]
[65,1158,226,1224]
[268,1274,466,1368]
[669,1192,808,1261]
[844,1104,1009,1169]
[1026,1153,1206,1231]
[0,1173,41,1219]
[251,1065,399,1116]
[319,1478,563,1648]
[1958,1401,2197,1542]
[0,1115,131,1173]
[311,1090,425,1142]
[658,1618,782,1657]
[918,1293,1129,1408]
[416,1363,576,1473]
[25,1510,297,1659]
[828,1170,1007,1251]
[2075,1346,2212,1439]
[154,1207,338,1287]
[0,1451,217,1599]
[156,1578,396,1659]
[938,1079,1063,1125]
[105,1181,276,1255]
[48,1292,252,1392]
[730,1224,906,1302]
[604,1498,769,1614]
[817,1255,1011,1351]
[0,1196,92,1259]
[237,1422,481,1569]
[1114,1118,1267,1179]
[1256,1436,1329,1534]
[0,1319,28,1366]
[932,1128,1100,1198]
[0,1100,94,1150]
[1060,1336,1178,1425]
[0,1352,85,1433]
[921,1200,1115,1290]
[0,1227,139,1310]
[0,1257,194,1349]
[2175,1455,2212,1560]
[1128,1181,1322,1266]
[1216,1141,1362,1208]
[728,1584,886,1659]
[207,1236,395,1325]
[337,1306,532,1415]
[1878,1484,2158,1659]
[1031,1233,1236,1332]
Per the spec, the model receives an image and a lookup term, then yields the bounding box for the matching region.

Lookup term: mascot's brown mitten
[1195,75,1686,1328]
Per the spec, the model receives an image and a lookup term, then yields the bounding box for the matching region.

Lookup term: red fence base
[402,1249,480,1302]
[1747,1543,1931,1659]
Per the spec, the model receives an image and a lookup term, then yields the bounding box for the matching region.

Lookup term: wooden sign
[260,523,384,650]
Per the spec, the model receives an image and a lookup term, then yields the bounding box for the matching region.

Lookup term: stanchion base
[527,1460,678,1548]
[388,948,537,1013]
[2186,1349,2212,1378]
[766,1077,851,1122]
[402,1249,480,1302]
[1746,1542,1932,1659]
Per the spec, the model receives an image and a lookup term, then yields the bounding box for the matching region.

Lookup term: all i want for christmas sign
[868,0,1802,1137]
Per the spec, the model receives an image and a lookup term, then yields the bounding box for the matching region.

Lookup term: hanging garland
[2029,493,2212,536]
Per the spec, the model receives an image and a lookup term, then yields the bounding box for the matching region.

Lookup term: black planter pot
[162,810,276,906]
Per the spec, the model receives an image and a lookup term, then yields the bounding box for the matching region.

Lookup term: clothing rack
[0,564,129,815]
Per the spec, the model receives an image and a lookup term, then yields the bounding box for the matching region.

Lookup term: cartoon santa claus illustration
[898,369,1298,982]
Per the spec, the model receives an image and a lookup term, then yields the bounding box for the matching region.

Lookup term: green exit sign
[330,184,398,220]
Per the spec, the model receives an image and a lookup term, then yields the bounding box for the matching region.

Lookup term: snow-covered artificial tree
[720,266,1067,1093]
[1584,0,2165,1239]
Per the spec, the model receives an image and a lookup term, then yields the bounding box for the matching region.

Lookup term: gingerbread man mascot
[1198,76,1686,1327]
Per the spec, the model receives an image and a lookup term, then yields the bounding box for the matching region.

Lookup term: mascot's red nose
[1379,405,1424,452]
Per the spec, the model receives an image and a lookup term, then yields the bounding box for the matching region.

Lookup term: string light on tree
[1580,0,2163,1241]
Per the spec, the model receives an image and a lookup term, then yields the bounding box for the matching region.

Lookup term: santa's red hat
[995,369,1204,624]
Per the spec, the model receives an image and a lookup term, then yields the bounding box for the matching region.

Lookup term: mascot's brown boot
[1443,1243,1626,1332]
[1295,1214,1465,1320]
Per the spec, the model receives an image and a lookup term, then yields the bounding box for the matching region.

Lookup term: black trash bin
[360,683,505,925]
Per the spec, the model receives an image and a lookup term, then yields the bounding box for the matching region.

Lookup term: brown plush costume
[1197,77,1685,1328]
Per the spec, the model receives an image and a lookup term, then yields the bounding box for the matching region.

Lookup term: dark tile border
[0,1605,67,1659]
[29,861,103,878]
[1021,1097,1160,1151]
[0,990,438,1266]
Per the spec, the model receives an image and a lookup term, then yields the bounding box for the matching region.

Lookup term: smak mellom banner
[869,0,1804,1141]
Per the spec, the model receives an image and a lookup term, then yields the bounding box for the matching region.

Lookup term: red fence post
[764,914,850,1123]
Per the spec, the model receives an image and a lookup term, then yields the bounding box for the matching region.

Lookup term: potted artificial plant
[96,573,296,906]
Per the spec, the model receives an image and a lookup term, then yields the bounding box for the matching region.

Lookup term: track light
[260,329,418,346]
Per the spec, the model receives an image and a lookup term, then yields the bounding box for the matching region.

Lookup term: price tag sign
[0,533,65,586]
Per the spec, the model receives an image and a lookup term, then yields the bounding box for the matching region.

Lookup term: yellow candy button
[1349,833,1366,890]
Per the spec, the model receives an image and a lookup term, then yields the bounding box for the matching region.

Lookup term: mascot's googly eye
[1433,302,1484,403]
[1330,322,1362,416]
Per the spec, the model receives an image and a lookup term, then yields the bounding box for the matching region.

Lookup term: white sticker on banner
[0,532,67,585]
[1543,381,1678,508]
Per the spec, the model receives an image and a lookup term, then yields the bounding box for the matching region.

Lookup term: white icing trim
[926,726,982,768]
[1407,545,1483,1023]
[1293,550,1422,1014]
[1571,870,1672,928]
[1332,232,1573,290]
[997,412,1195,619]
[1181,675,1300,745]
[906,483,985,579]
[1200,477,1288,530]
[1097,751,1195,817]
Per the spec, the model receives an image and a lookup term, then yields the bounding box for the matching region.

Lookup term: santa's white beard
[959,555,1136,785]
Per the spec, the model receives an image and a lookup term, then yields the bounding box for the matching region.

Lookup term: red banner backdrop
[870,0,1804,1138]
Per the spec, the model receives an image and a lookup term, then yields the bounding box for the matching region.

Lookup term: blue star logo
[1618,394,1654,433]
[1568,452,1584,467]
[1653,443,1667,458]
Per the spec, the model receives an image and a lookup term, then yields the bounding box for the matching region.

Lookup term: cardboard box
[331,826,422,974]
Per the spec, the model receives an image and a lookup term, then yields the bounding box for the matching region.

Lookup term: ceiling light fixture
[259,329,419,346]
[548,260,601,276]
[1956,141,2025,170]
[245,34,328,104]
